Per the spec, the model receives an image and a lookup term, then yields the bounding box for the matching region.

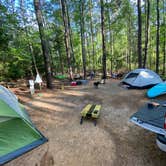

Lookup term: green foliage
[0,0,165,81]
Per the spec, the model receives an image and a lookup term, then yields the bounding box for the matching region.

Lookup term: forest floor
[5,78,166,166]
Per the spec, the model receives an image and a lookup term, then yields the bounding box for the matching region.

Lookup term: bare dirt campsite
[5,79,166,166]
[1,0,165,165]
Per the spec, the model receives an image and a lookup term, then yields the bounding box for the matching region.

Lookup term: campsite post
[29,80,35,95]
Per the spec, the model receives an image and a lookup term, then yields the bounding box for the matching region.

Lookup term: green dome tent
[0,85,47,165]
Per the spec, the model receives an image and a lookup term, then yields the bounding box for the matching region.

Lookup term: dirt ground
[5,79,166,166]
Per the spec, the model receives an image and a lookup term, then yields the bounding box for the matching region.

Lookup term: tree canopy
[0,0,165,86]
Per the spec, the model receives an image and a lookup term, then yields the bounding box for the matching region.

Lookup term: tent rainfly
[121,68,162,88]
[0,85,47,165]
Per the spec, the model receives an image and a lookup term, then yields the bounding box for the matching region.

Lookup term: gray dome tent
[121,69,163,88]
[0,85,47,165]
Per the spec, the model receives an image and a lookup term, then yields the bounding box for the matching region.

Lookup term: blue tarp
[147,82,166,98]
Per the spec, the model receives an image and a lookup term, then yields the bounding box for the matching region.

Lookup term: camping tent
[0,85,47,165]
[121,69,162,88]
[35,73,43,84]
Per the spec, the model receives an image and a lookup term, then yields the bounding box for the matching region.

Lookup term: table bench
[80,104,101,126]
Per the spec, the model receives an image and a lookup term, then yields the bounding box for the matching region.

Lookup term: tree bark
[163,31,166,75]
[100,0,107,81]
[85,32,90,67]
[149,34,152,69]
[34,0,52,88]
[60,0,73,80]
[137,0,142,68]
[66,1,75,68]
[143,0,150,68]
[89,0,95,71]
[80,0,86,79]
[106,0,113,73]
[162,0,166,75]
[156,0,160,73]
[127,4,132,71]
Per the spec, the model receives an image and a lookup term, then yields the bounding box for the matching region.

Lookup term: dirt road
[6,79,166,166]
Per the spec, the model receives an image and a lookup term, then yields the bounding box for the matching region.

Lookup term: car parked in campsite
[130,101,166,152]
[156,134,166,152]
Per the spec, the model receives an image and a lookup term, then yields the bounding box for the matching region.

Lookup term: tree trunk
[162,0,166,75]
[85,32,91,68]
[66,1,75,69]
[129,49,132,70]
[29,44,38,74]
[80,0,86,79]
[100,0,107,81]
[111,31,114,72]
[89,0,95,71]
[106,0,113,73]
[137,0,142,68]
[163,32,166,75]
[127,5,132,71]
[34,0,52,88]
[60,0,73,80]
[143,0,150,68]
[156,0,160,73]
[149,34,152,69]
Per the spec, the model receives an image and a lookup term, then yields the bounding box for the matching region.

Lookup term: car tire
[156,134,166,152]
